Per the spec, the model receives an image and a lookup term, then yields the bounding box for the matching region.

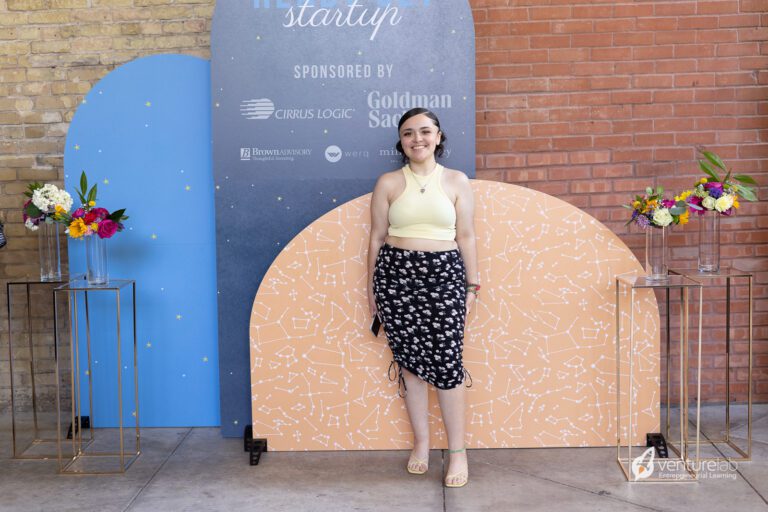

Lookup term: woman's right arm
[368,175,390,317]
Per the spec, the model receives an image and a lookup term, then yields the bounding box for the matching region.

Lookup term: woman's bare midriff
[385,235,458,252]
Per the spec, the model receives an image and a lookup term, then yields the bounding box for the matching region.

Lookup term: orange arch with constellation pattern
[250,181,659,451]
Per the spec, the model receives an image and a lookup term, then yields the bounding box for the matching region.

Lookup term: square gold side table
[6,277,74,459]
[669,267,753,462]
[54,277,140,474]
[615,273,703,482]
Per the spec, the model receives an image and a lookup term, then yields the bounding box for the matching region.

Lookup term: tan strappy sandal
[407,453,429,475]
[444,448,468,488]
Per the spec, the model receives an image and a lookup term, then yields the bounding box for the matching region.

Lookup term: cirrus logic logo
[240,98,275,120]
[241,98,354,121]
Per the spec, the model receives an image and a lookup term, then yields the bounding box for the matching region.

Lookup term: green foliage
[697,149,759,202]
[25,202,41,218]
[24,182,43,198]
[75,171,99,207]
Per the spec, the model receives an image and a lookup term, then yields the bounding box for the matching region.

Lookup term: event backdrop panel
[250,181,659,450]
[212,0,476,436]
[63,54,220,427]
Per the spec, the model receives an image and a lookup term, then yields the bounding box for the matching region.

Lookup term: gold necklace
[410,165,439,194]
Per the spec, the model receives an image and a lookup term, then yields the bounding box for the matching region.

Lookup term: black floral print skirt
[373,243,468,391]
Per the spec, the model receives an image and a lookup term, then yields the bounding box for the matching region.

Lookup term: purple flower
[636,215,651,228]
[631,210,639,220]
[704,182,724,199]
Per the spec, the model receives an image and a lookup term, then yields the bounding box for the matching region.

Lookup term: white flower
[31,184,73,214]
[652,208,674,227]
[715,194,734,212]
[24,219,39,231]
[702,196,716,210]
[58,190,73,211]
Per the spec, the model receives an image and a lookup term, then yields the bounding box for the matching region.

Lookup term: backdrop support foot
[647,432,669,458]
[66,416,91,440]
[244,425,267,466]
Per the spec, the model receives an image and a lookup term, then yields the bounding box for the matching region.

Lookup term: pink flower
[661,199,675,208]
[97,219,118,239]
[72,208,85,219]
[90,207,110,221]
[688,196,706,215]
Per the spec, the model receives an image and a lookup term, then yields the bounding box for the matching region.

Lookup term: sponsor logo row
[239,144,451,163]
[240,91,454,129]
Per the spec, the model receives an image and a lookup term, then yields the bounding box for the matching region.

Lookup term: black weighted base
[66,416,91,439]
[244,425,267,466]
[646,432,669,458]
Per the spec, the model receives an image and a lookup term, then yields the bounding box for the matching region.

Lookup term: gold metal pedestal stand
[6,277,72,459]
[669,267,753,462]
[54,277,140,475]
[615,274,703,482]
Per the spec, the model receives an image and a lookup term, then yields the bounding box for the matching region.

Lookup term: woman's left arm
[453,172,478,317]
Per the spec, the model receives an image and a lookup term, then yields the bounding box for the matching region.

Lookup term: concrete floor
[1,406,768,512]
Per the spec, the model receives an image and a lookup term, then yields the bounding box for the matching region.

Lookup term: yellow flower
[55,204,65,214]
[632,200,641,209]
[734,199,740,209]
[678,210,690,225]
[89,200,96,207]
[642,198,657,214]
[68,218,87,238]
[699,178,707,184]
[675,190,693,202]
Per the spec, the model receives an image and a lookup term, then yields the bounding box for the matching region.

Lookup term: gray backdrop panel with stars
[211,0,475,437]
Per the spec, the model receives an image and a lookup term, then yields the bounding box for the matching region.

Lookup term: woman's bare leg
[401,368,430,471]
[437,384,467,484]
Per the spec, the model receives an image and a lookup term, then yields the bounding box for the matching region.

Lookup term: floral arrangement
[686,150,758,216]
[54,172,128,239]
[23,182,73,231]
[625,186,690,228]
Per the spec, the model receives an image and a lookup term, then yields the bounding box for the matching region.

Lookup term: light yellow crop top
[387,164,457,241]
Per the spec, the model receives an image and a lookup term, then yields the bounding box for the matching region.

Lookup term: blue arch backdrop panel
[212,1,475,436]
[63,54,219,427]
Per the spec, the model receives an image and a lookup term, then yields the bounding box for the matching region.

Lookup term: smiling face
[398,114,442,165]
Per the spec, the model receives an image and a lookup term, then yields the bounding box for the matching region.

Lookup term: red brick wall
[470,1,767,402]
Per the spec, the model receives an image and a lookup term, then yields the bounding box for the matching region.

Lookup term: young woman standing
[368,108,478,488]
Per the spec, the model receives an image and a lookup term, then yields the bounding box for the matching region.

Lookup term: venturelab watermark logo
[631,448,738,481]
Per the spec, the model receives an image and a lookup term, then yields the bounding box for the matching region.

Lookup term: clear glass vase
[698,212,720,273]
[38,220,61,281]
[645,226,668,282]
[85,235,108,285]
